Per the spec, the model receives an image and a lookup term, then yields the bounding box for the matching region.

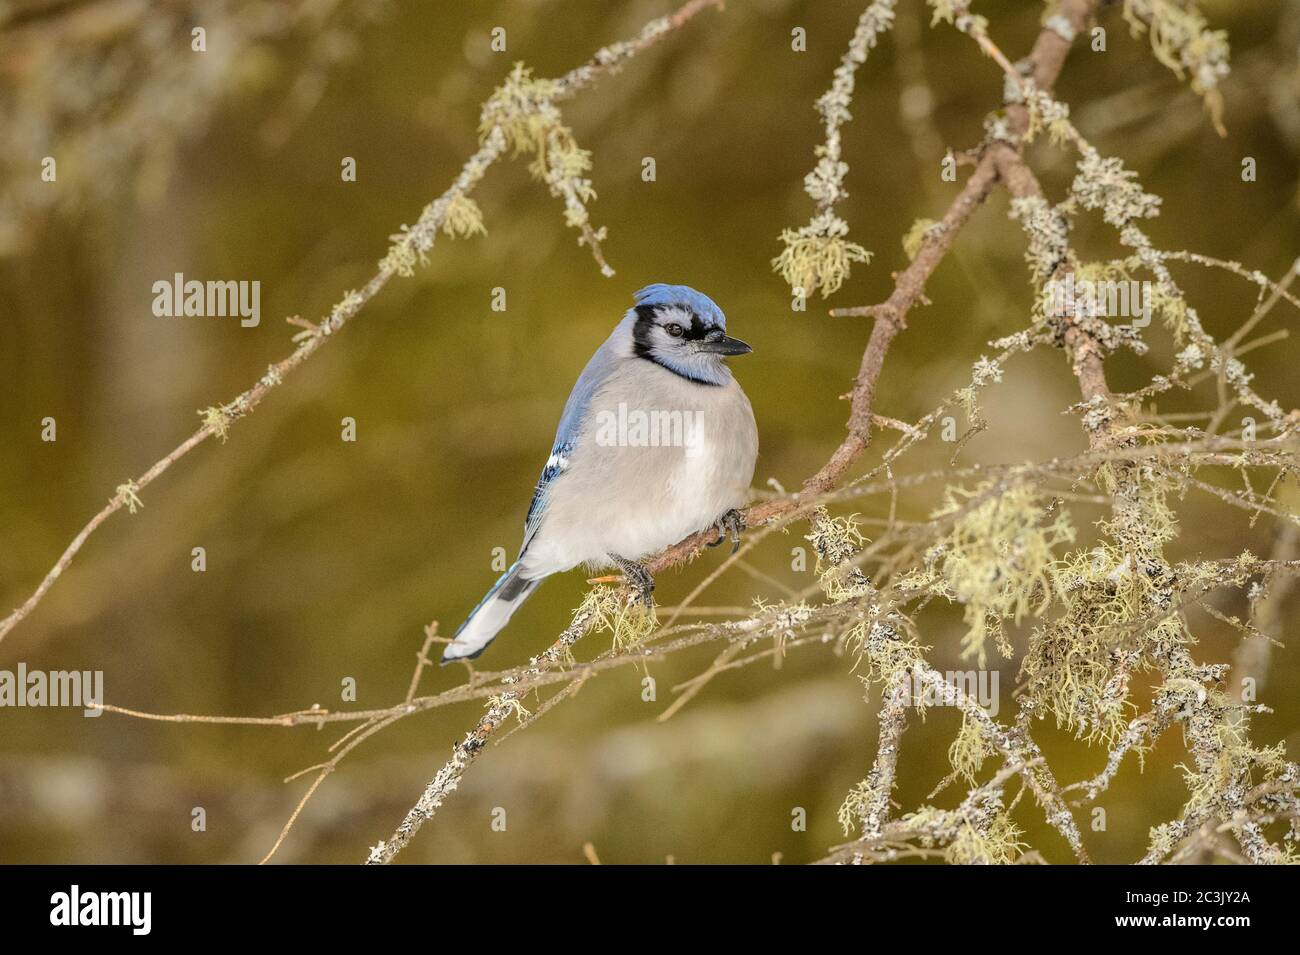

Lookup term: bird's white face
[631,303,752,386]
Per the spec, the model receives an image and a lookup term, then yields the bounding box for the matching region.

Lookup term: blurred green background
[0,0,1297,863]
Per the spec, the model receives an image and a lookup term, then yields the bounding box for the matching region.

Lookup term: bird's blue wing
[521,328,625,550]
[523,438,573,544]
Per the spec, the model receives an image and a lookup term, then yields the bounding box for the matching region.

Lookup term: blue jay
[442,284,758,663]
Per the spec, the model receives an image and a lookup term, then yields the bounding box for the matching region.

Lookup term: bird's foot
[707,508,747,555]
[612,556,655,607]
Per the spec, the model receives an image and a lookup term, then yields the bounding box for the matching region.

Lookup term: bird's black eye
[665,322,684,338]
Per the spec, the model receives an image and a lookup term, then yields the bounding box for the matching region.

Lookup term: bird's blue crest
[633,284,726,330]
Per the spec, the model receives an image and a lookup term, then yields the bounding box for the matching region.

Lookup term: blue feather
[521,331,620,547]
[524,439,572,543]
[633,284,727,330]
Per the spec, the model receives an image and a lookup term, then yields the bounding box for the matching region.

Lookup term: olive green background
[1,0,1297,863]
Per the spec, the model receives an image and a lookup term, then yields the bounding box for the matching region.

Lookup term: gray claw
[709,508,746,555]
[612,556,655,607]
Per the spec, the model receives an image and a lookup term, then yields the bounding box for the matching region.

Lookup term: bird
[441,283,758,664]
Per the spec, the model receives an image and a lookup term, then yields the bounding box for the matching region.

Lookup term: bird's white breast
[520,359,757,577]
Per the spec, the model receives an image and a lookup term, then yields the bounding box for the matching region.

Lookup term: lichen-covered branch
[772,1,897,298]
[365,602,598,865]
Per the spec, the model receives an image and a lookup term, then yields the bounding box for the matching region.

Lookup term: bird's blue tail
[441,560,542,664]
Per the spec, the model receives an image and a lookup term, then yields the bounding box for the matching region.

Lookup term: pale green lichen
[1015,83,1074,146]
[1148,281,1189,342]
[478,63,609,273]
[897,800,1026,865]
[1123,0,1230,134]
[379,186,487,278]
[927,0,989,38]
[479,64,569,174]
[199,405,233,442]
[943,808,1025,865]
[441,194,487,239]
[115,480,143,514]
[577,585,657,651]
[1020,470,1183,746]
[773,210,872,299]
[902,218,938,262]
[487,694,532,723]
[807,507,874,602]
[837,778,882,835]
[931,483,1075,665]
[847,619,928,688]
[948,712,993,783]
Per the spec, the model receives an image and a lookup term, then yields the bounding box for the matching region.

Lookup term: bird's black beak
[695,335,753,356]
